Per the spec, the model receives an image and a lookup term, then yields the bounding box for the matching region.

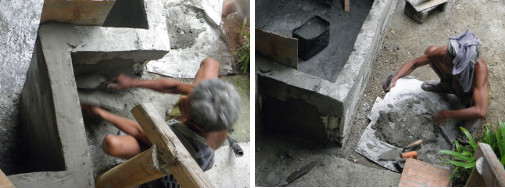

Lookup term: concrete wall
[18,38,66,172]
[257,0,397,145]
[14,24,95,187]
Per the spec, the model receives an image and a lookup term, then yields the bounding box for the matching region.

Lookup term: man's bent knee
[102,134,121,156]
[425,45,438,55]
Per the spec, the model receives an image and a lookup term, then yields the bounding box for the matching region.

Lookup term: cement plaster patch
[356,78,460,172]
[146,0,235,78]
[0,0,43,175]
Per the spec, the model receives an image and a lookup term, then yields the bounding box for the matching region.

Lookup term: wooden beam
[465,143,505,187]
[41,0,116,26]
[0,169,14,188]
[344,0,350,12]
[131,103,214,188]
[95,146,166,188]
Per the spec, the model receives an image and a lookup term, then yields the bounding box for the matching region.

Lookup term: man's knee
[201,57,220,69]
[425,45,438,55]
[102,134,121,156]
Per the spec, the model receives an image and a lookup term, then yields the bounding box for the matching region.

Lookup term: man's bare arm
[434,58,489,123]
[108,74,194,95]
[385,46,436,91]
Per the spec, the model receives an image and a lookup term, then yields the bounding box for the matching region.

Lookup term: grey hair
[189,79,241,132]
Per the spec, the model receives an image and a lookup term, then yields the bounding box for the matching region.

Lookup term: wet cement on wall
[256,0,373,82]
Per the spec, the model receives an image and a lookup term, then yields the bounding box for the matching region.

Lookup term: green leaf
[455,140,462,153]
[460,127,477,151]
[440,150,475,162]
[461,151,473,156]
[447,160,473,168]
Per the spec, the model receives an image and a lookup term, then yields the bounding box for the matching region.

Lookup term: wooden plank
[41,0,116,26]
[344,0,350,12]
[95,146,166,188]
[0,169,14,188]
[256,28,298,69]
[406,0,448,12]
[398,158,451,187]
[131,103,214,188]
[465,143,505,187]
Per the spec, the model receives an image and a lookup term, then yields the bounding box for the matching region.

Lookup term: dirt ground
[346,0,505,169]
[256,0,505,185]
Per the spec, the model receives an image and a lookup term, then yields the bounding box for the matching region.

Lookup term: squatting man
[382,30,488,143]
[82,57,242,171]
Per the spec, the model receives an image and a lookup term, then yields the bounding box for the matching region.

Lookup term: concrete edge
[38,23,94,187]
[72,0,170,53]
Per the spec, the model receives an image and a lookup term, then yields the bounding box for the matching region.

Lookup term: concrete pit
[257,0,396,144]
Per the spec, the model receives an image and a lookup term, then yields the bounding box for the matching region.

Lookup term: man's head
[447,30,482,92]
[182,79,241,132]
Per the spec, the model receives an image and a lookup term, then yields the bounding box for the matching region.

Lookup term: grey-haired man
[82,57,241,171]
[382,30,489,143]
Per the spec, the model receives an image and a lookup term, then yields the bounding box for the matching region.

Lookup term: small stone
[199,18,205,23]
[387,104,393,108]
[391,29,396,34]
[394,47,400,51]
[299,158,303,161]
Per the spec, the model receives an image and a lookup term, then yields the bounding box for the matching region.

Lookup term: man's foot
[421,81,452,93]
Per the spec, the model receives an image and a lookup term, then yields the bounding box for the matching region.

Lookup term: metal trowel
[273,161,318,187]
[75,74,107,89]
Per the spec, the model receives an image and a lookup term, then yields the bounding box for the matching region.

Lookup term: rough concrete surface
[0,0,44,175]
[346,0,505,170]
[146,0,235,78]
[205,143,250,187]
[255,135,401,187]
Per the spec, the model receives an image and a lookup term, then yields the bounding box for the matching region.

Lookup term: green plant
[235,18,249,74]
[440,121,505,183]
[481,120,505,165]
[440,127,476,182]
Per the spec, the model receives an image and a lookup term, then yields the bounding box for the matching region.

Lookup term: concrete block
[40,0,115,26]
[257,0,397,145]
[404,0,448,24]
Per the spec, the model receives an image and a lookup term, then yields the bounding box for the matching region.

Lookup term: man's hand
[382,72,398,92]
[107,74,137,90]
[433,110,449,126]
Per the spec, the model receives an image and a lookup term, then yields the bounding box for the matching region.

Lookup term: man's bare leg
[82,104,151,159]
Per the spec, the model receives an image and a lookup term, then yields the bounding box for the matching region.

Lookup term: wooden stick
[131,103,214,188]
[465,143,505,186]
[95,146,166,188]
[0,169,14,188]
[344,0,350,12]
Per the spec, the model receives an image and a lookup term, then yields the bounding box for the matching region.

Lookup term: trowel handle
[405,139,423,148]
[401,151,417,159]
